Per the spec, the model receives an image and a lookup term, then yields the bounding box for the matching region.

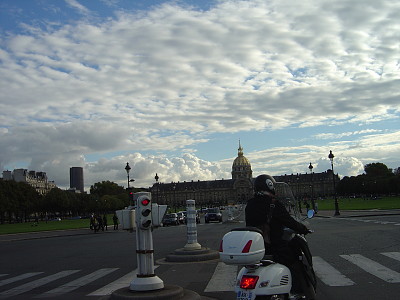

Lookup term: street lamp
[125,162,132,188]
[296,174,302,213]
[155,173,159,203]
[173,184,176,212]
[308,162,315,211]
[329,150,340,216]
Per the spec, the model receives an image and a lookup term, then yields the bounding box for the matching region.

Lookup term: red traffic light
[141,198,150,206]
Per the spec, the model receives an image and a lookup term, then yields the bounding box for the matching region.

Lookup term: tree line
[337,163,400,196]
[0,180,143,224]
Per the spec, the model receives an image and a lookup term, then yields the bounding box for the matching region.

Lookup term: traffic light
[137,195,152,230]
[127,188,134,204]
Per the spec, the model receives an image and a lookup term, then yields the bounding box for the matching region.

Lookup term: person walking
[113,213,119,230]
[103,214,108,230]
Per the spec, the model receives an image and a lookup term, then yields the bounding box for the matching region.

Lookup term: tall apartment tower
[70,167,84,193]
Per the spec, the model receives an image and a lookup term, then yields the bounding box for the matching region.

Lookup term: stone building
[152,142,254,209]
[151,143,340,208]
[2,169,56,195]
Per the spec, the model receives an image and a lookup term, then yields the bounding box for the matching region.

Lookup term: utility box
[219,228,265,265]
[116,208,136,230]
[152,204,167,227]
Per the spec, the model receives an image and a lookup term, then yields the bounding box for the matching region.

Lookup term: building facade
[151,143,340,208]
[2,169,56,195]
[70,167,84,193]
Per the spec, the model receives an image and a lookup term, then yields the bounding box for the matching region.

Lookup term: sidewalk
[312,209,400,218]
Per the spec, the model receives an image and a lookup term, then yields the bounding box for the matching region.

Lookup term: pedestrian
[113,213,119,230]
[103,214,108,230]
[97,215,104,231]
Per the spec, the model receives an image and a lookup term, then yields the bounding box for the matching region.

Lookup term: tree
[364,163,393,178]
[90,181,125,198]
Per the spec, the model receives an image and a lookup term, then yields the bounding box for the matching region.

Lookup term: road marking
[0,270,79,298]
[313,256,355,286]
[204,262,237,292]
[382,252,400,262]
[38,268,118,298]
[0,272,43,287]
[341,254,400,283]
[88,266,159,296]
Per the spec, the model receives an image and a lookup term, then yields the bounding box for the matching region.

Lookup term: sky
[0,0,399,191]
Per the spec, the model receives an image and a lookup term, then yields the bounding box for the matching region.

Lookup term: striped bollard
[184,199,201,250]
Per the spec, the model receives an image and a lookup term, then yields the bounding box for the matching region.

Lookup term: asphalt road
[1,209,400,300]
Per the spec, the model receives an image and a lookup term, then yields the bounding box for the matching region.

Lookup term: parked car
[204,208,222,223]
[162,213,180,226]
[184,211,201,224]
[176,212,186,224]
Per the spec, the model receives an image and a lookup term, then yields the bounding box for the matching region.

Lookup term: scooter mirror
[307,209,315,219]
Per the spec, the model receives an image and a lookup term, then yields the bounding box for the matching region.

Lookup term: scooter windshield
[274,182,302,221]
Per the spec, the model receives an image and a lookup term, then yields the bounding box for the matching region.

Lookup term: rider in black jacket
[246,174,309,292]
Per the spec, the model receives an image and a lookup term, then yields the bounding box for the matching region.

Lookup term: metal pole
[329,150,340,216]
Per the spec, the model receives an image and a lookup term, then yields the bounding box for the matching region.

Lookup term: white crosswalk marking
[88,270,137,296]
[382,252,400,262]
[2,252,400,298]
[0,270,79,298]
[313,256,355,286]
[0,272,43,287]
[38,268,118,298]
[88,266,159,296]
[340,254,400,283]
[204,262,237,292]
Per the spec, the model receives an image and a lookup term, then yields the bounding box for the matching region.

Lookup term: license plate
[237,290,255,300]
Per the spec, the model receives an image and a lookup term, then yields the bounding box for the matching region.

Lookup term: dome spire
[238,139,243,156]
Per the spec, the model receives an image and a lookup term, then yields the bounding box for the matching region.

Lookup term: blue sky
[1,0,399,190]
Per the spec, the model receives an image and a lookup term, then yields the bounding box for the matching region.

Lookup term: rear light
[240,275,259,289]
[242,240,252,253]
[219,240,223,252]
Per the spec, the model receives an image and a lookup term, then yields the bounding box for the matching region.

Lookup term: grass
[0,216,111,235]
[310,196,400,211]
[1,197,399,235]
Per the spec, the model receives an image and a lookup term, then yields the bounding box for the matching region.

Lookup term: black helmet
[254,174,276,195]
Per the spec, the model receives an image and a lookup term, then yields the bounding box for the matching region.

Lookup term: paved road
[1,209,400,299]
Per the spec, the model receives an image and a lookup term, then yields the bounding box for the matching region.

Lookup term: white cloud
[1,0,399,188]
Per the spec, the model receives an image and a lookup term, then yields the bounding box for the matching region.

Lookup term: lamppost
[154,173,159,203]
[297,174,302,213]
[308,162,315,211]
[173,184,176,212]
[329,150,340,216]
[125,162,131,188]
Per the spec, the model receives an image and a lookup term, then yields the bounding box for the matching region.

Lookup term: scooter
[220,209,316,300]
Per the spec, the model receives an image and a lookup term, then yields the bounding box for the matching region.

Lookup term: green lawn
[310,196,400,211]
[0,216,112,235]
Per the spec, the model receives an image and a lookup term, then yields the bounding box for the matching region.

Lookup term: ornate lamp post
[173,184,176,212]
[297,174,302,213]
[308,162,315,211]
[125,162,132,188]
[155,173,159,203]
[329,150,340,216]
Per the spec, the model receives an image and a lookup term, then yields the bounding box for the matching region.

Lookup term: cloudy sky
[1,0,399,191]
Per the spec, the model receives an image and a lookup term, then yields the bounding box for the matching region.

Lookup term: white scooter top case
[219,229,265,265]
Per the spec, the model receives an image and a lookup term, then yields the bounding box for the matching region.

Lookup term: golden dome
[233,146,251,167]
[232,141,252,179]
